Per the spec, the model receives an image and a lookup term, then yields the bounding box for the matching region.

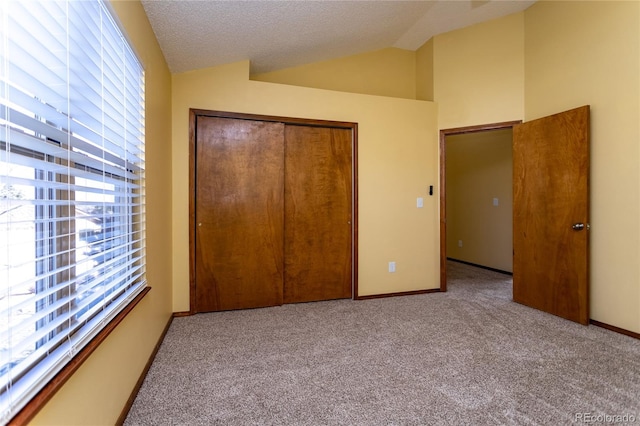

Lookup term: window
[0,0,146,421]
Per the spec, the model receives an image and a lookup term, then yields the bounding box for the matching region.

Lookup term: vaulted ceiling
[141,0,536,74]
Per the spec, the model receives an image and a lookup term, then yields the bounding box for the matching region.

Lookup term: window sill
[8,287,152,426]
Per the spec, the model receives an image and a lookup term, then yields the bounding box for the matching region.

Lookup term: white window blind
[0,0,146,421]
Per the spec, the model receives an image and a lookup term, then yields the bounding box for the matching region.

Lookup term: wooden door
[283,126,352,303]
[513,106,590,324]
[195,116,285,312]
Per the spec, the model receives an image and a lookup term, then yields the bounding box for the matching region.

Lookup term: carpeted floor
[124,261,640,425]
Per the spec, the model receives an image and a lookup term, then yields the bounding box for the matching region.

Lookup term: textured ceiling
[141,0,536,74]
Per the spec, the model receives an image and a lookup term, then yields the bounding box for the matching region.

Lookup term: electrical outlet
[458,240,463,248]
[388,261,396,273]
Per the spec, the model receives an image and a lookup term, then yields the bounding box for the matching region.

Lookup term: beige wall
[252,47,417,99]
[172,61,439,309]
[416,38,434,101]
[524,1,640,332]
[433,12,525,129]
[31,1,174,424]
[446,129,513,272]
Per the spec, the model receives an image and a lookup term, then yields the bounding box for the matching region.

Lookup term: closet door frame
[188,109,359,314]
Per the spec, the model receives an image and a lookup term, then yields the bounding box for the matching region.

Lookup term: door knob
[572,223,585,231]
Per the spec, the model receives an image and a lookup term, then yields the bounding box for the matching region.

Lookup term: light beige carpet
[124,261,640,425]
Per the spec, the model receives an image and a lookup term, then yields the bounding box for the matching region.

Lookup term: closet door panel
[195,116,285,312]
[284,126,352,303]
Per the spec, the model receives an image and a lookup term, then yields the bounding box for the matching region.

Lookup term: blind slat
[1,167,140,195]
[1,107,141,173]
[1,125,143,179]
[0,157,140,189]
[0,245,144,306]
[0,252,144,326]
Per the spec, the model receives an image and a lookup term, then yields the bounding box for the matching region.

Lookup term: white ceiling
[141,0,536,74]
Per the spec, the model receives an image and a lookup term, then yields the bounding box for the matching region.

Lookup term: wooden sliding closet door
[284,126,352,303]
[195,116,285,312]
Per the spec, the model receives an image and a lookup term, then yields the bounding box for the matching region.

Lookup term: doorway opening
[439,121,521,292]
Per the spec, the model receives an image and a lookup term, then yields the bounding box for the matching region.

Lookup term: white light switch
[389,262,396,273]
[493,198,499,206]
[417,197,424,208]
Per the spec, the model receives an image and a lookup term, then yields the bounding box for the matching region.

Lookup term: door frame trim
[189,109,359,314]
[439,120,522,291]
